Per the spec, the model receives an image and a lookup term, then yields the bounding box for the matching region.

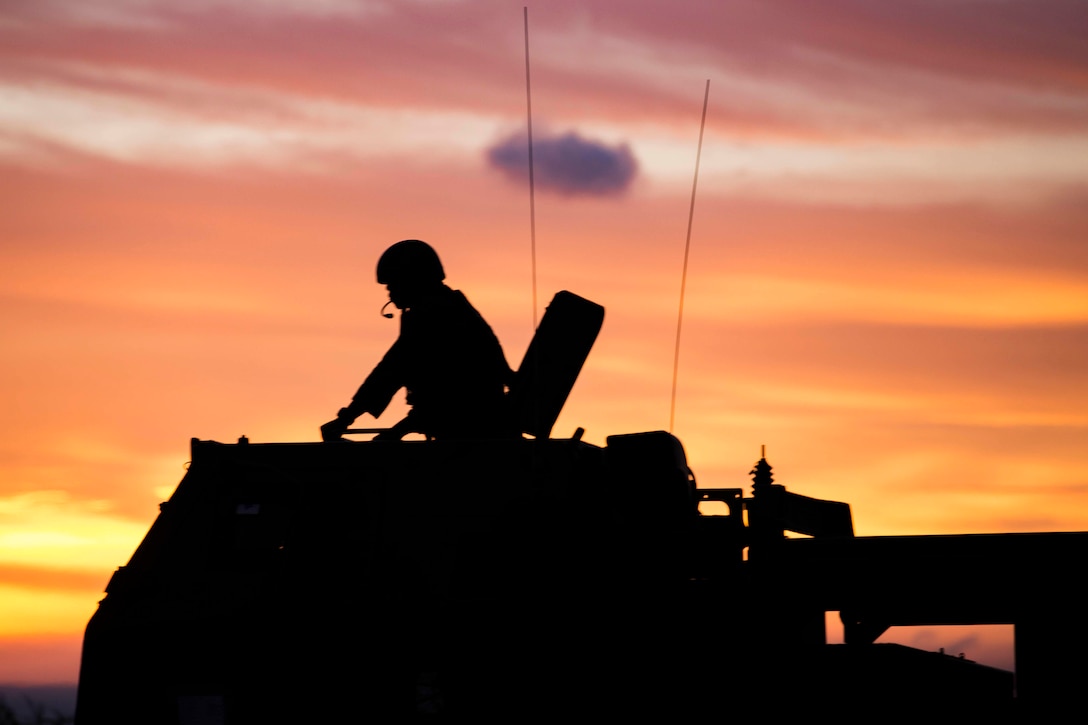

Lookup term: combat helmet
[377,239,446,286]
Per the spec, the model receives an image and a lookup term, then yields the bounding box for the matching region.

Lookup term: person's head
[376,239,445,309]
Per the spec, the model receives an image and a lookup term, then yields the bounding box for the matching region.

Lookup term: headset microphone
[381,301,395,319]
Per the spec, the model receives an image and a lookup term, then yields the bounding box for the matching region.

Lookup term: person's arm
[320,339,406,441]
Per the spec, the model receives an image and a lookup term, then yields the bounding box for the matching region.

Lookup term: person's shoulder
[443,286,468,302]
[444,287,477,312]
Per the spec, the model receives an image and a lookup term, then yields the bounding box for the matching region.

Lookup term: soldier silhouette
[321,240,514,441]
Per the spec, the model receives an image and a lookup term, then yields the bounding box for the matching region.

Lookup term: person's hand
[320,417,348,442]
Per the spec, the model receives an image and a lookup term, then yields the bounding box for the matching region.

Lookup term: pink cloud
[1,0,1086,151]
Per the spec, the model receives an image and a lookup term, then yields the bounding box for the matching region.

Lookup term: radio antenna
[523,6,538,328]
[669,79,710,433]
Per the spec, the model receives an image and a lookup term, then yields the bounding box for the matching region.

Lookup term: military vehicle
[75,292,1087,722]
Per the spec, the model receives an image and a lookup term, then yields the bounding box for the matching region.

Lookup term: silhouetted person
[321,240,513,441]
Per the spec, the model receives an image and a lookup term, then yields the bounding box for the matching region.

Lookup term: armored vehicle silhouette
[75,292,1088,722]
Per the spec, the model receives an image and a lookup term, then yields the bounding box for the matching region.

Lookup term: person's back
[392,284,510,438]
[322,240,513,441]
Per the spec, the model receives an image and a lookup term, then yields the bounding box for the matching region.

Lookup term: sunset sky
[2,0,1087,684]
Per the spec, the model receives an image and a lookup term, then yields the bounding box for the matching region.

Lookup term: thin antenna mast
[669,79,710,433]
[524,6,538,328]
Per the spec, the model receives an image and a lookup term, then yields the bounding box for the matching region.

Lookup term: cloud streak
[4,0,1086,149]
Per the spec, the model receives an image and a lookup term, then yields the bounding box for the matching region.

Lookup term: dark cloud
[486,130,639,197]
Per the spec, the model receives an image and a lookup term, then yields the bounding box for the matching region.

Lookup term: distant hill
[0,684,76,723]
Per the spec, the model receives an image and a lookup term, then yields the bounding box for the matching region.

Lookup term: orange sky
[2,0,1087,683]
